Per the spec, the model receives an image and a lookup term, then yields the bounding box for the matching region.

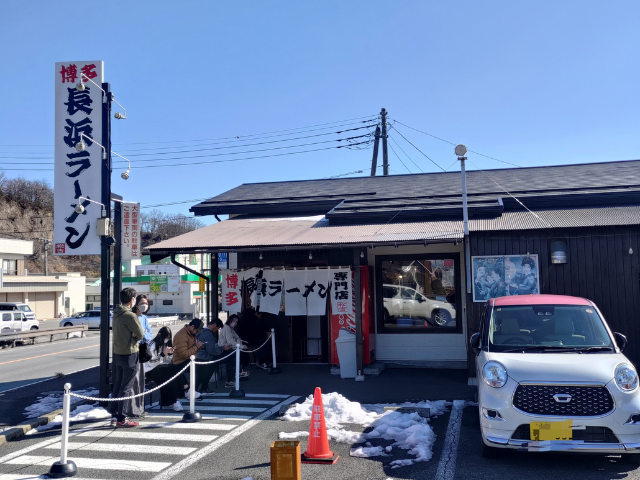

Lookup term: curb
[0,408,64,446]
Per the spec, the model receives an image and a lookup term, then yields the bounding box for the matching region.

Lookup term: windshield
[19,305,31,312]
[488,305,613,352]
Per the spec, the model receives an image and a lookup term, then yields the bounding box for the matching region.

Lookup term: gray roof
[148,205,640,253]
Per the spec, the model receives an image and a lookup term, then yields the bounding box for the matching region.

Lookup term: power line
[389,125,447,172]
[391,119,521,168]
[387,142,412,174]
[387,135,424,173]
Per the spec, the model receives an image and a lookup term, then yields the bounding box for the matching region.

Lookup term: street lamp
[455,144,471,296]
[76,133,131,180]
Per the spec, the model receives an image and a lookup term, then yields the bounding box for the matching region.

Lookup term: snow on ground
[23,389,99,419]
[27,404,111,434]
[281,392,449,468]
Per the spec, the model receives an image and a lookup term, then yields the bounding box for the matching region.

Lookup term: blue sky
[1,1,639,226]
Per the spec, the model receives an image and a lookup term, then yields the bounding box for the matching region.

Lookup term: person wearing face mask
[144,327,188,411]
[131,295,153,418]
[218,314,250,385]
[110,287,144,428]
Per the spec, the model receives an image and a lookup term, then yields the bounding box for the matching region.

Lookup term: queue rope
[68,334,273,401]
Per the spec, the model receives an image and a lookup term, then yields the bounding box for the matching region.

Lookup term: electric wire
[391,119,522,168]
[387,134,424,173]
[387,142,412,174]
[388,125,447,172]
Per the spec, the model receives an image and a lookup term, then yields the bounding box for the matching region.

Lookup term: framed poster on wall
[472,254,540,302]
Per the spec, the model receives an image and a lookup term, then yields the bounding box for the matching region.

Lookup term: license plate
[530,420,573,441]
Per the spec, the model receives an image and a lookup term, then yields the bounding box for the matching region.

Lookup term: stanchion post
[48,383,77,478]
[229,343,245,398]
[269,328,281,374]
[182,355,201,423]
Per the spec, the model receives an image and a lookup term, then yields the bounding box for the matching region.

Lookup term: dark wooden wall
[467,226,640,376]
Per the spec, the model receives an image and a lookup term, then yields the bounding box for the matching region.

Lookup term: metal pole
[182,355,201,423]
[48,383,77,478]
[206,269,210,324]
[212,255,219,323]
[370,125,381,176]
[269,328,281,374]
[354,266,364,381]
[381,108,389,176]
[99,83,112,403]
[460,155,471,294]
[229,344,245,397]
[44,239,49,276]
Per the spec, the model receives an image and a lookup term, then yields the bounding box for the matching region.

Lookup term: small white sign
[122,202,141,259]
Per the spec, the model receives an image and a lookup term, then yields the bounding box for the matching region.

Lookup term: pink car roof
[489,294,592,306]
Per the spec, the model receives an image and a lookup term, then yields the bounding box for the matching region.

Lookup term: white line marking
[0,475,108,480]
[435,400,465,480]
[144,413,252,420]
[6,455,172,472]
[77,430,218,443]
[139,422,237,431]
[204,393,290,398]
[45,441,197,455]
[180,398,279,405]
[150,395,299,480]
[186,405,266,413]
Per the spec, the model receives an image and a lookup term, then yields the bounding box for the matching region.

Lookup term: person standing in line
[172,318,206,399]
[195,318,232,393]
[111,287,144,428]
[218,314,250,386]
[131,294,152,418]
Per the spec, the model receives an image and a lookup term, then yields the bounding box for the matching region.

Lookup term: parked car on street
[1,311,39,333]
[0,302,37,322]
[60,310,113,329]
[382,284,456,326]
[471,294,640,459]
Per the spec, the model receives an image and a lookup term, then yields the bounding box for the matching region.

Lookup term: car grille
[511,424,619,443]
[513,384,614,417]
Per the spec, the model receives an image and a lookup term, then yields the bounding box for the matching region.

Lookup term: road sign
[150,274,181,293]
[199,277,206,293]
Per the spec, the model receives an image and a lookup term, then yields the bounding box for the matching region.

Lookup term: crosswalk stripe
[0,475,108,480]
[145,413,252,420]
[188,405,266,413]
[181,398,279,406]
[205,393,290,398]
[139,422,237,431]
[45,442,197,455]
[77,430,218,442]
[5,455,172,472]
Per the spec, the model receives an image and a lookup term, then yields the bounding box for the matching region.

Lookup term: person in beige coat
[218,314,250,380]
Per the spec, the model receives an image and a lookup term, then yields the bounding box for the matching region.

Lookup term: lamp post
[455,144,471,296]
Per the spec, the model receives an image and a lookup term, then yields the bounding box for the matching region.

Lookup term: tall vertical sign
[54,61,104,256]
[121,202,141,259]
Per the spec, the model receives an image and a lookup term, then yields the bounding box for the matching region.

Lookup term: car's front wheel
[64,322,73,327]
[30,326,38,330]
[481,437,502,458]
[431,309,451,326]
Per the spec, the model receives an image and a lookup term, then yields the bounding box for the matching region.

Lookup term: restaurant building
[147,159,640,380]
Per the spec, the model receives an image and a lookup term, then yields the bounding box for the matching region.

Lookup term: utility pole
[111,193,122,390]
[370,125,381,176]
[99,83,112,403]
[381,108,389,176]
[455,144,471,295]
[43,239,50,276]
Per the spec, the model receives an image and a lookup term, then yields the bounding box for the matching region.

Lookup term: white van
[0,311,39,334]
[0,302,37,322]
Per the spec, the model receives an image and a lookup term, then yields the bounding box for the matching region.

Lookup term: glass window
[19,305,31,312]
[378,256,459,333]
[2,260,17,276]
[2,313,11,321]
[148,270,156,275]
[162,300,173,306]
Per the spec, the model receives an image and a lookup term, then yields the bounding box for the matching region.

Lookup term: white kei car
[470,294,640,458]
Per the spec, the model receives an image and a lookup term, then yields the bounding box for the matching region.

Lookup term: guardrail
[0,325,89,347]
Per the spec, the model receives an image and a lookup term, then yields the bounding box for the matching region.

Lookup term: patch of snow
[279,431,308,440]
[282,392,449,468]
[24,389,99,419]
[26,405,111,434]
[68,331,82,338]
[249,215,326,223]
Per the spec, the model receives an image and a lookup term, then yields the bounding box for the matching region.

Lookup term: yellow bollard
[270,441,301,480]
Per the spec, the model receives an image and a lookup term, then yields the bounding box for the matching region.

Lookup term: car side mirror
[614,332,628,352]
[470,332,481,355]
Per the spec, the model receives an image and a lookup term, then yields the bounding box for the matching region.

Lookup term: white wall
[57,274,86,316]
[0,238,33,256]
[369,242,468,365]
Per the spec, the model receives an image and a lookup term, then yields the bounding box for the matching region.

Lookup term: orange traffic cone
[301,387,339,464]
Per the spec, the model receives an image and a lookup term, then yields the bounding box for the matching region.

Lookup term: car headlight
[615,363,638,392]
[483,361,508,388]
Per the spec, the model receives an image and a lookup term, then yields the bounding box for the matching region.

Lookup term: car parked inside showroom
[471,294,640,458]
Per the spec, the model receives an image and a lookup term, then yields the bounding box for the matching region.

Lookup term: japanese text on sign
[122,202,141,259]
